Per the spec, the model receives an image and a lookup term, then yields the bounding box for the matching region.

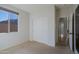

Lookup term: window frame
[0,7,19,33]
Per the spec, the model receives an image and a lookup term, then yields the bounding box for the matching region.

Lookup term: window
[0,10,8,33]
[0,7,18,33]
[10,13,18,32]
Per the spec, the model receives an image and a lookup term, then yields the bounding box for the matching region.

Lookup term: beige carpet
[0,41,73,54]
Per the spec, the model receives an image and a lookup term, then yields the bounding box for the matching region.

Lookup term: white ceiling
[11,4,76,13]
[55,4,75,8]
[11,4,53,13]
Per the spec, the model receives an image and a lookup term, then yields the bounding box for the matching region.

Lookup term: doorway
[56,17,69,46]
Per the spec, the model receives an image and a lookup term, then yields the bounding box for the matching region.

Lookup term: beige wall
[29,5,56,47]
[0,4,29,50]
[55,7,60,44]
[13,4,56,47]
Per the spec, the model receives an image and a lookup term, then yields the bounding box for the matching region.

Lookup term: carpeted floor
[0,41,73,54]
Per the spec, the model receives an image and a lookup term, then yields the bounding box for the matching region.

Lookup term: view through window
[0,9,18,33]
